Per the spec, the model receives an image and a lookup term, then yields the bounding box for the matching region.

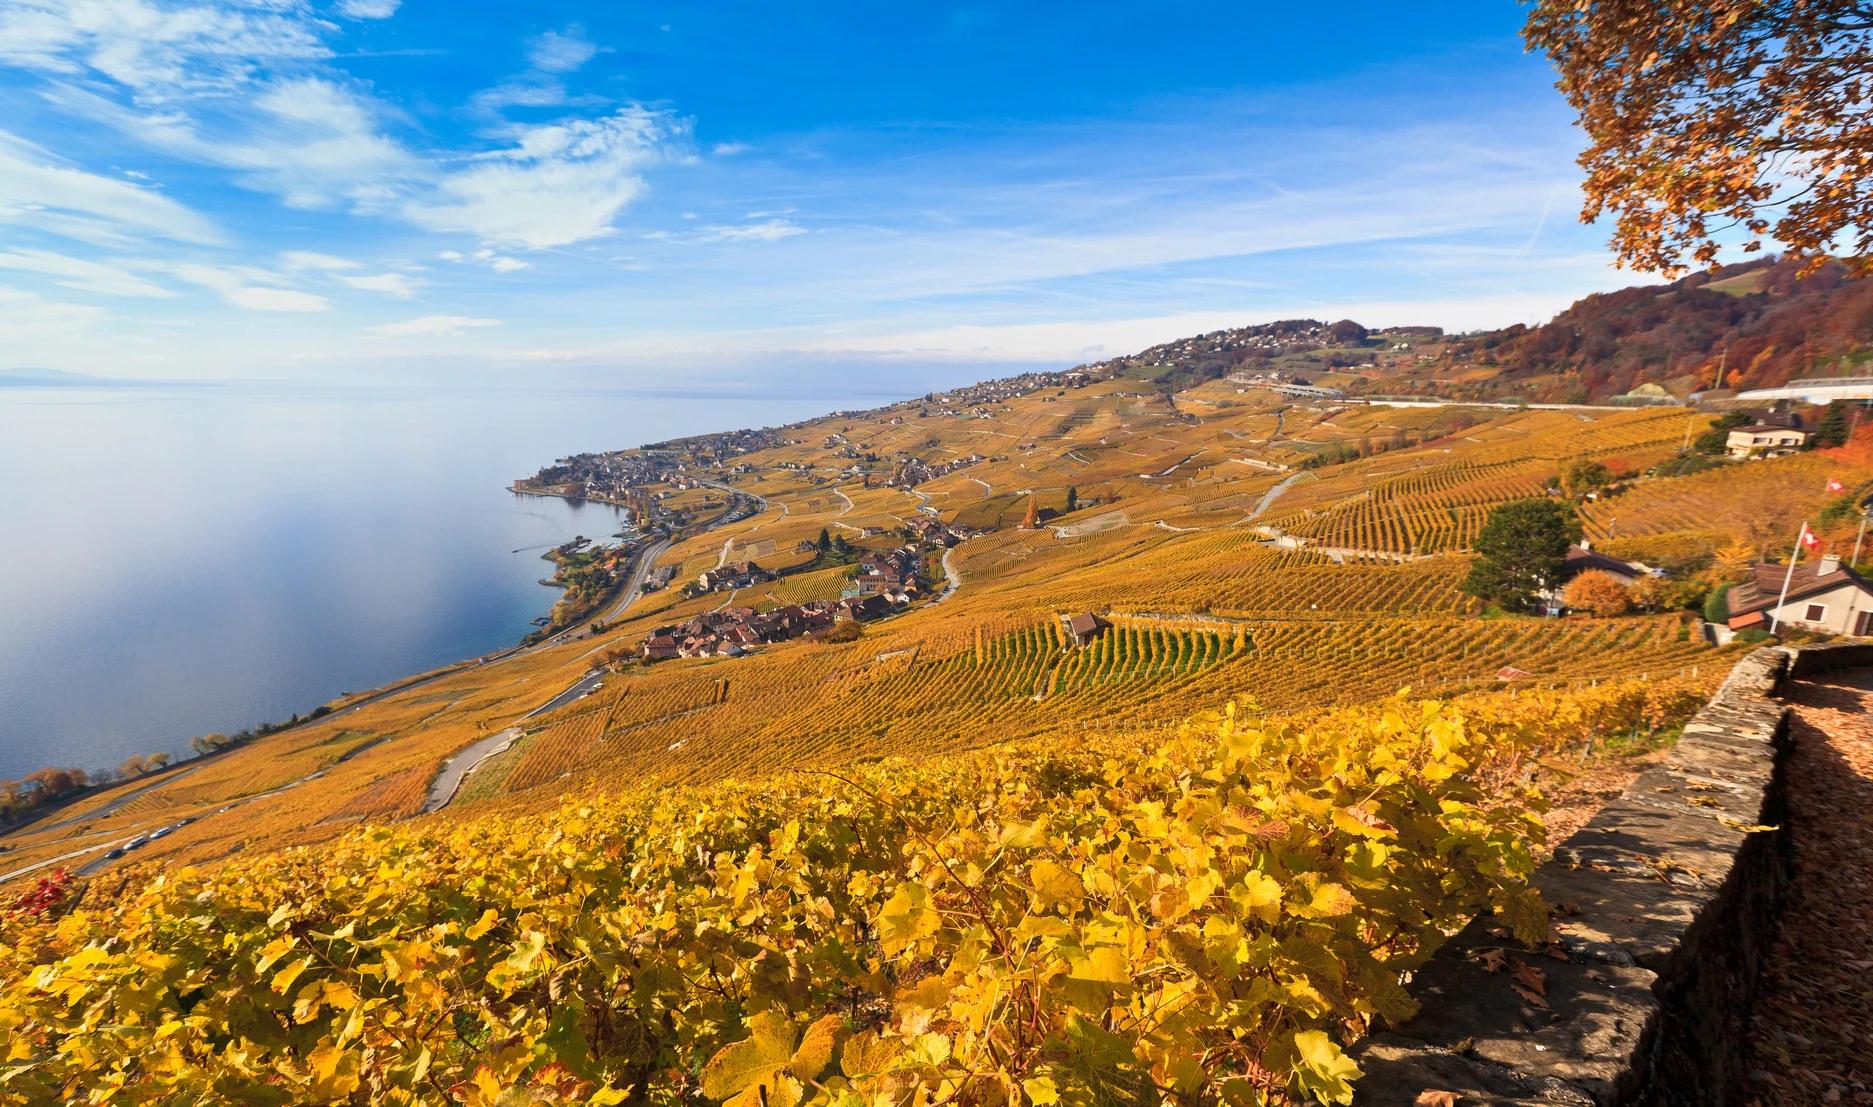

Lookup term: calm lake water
[0,382,886,780]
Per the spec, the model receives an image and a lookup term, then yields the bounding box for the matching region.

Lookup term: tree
[1694,412,1749,455]
[1813,401,1852,448]
[1463,499,1584,611]
[117,755,149,779]
[1562,459,1612,497]
[1528,0,1873,273]
[1065,486,1079,513]
[1563,570,1636,616]
[1705,581,1734,623]
[1022,495,1040,529]
[816,528,831,553]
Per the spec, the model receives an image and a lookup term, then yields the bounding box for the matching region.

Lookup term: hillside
[1069,257,1873,403]
[6,361,1872,1103]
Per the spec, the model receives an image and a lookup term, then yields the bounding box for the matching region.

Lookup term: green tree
[1065,486,1079,513]
[1694,412,1748,455]
[1703,582,1732,624]
[1813,401,1852,449]
[816,527,831,553]
[1463,499,1583,611]
[1562,459,1612,497]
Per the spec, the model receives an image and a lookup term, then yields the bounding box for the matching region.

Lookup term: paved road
[420,727,521,813]
[1245,471,1307,522]
[31,764,204,835]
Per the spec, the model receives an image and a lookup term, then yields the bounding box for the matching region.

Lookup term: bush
[814,619,864,643]
[1703,582,1732,624]
[1561,569,1635,616]
[1734,627,1775,645]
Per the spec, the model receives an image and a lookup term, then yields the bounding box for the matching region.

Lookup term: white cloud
[710,141,749,157]
[339,271,420,298]
[696,217,806,243]
[280,250,359,271]
[404,107,682,247]
[436,247,531,273]
[159,261,330,311]
[336,0,399,18]
[527,26,597,73]
[370,314,500,337]
[0,0,330,101]
[0,286,110,342]
[0,129,220,244]
[0,247,176,296]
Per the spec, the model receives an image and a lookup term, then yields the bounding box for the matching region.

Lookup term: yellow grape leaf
[1067,946,1130,986]
[253,935,295,975]
[841,1030,901,1078]
[1027,860,1084,909]
[1299,882,1356,919]
[875,883,940,955]
[1233,871,1283,923]
[700,1010,797,1100]
[789,1014,843,1082]
[896,976,949,1012]
[465,908,500,940]
[1290,1029,1361,1106]
[1023,1075,1060,1105]
[306,1041,361,1100]
[270,956,312,996]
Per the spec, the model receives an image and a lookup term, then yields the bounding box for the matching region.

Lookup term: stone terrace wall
[1352,646,1816,1106]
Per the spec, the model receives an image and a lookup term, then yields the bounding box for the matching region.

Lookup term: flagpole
[1855,511,1870,569]
[1769,521,1809,636]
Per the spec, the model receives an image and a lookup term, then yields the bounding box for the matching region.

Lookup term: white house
[1727,554,1873,636]
[1726,424,1808,459]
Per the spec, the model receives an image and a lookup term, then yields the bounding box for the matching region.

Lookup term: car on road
[124,836,148,851]
[149,826,174,841]
[105,847,126,859]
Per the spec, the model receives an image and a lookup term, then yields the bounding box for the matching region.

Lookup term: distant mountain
[0,368,104,387]
[1074,256,1873,403]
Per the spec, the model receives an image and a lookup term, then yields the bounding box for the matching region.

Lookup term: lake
[0,382,892,780]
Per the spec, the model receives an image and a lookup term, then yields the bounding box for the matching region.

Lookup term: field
[6,362,1868,1105]
[6,385,1855,884]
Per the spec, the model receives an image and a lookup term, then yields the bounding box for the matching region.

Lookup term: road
[421,727,521,813]
[933,546,964,603]
[1245,471,1306,522]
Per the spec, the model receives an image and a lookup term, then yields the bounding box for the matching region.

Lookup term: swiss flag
[1801,528,1820,549]
[1828,479,1846,493]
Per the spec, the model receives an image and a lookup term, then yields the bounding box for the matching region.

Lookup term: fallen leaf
[1511,961,1547,997]
[1474,948,1508,973]
[1415,1091,1460,1107]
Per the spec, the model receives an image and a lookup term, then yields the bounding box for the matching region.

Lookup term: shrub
[1561,569,1635,616]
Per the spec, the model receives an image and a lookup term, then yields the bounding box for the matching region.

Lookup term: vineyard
[0,676,1713,1106]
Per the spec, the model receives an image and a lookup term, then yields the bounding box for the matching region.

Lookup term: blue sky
[0,1,1638,386]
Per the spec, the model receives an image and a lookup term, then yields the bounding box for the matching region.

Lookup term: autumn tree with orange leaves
[1527,0,1873,273]
[1563,569,1637,616]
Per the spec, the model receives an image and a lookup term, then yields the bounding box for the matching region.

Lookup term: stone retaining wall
[1351,646,1816,1105]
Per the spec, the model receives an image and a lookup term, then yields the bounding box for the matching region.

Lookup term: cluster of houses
[902,515,977,545]
[640,595,897,660]
[885,454,986,488]
[851,548,922,598]
[698,560,774,593]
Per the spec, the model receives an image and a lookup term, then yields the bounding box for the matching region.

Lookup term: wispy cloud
[528,26,598,73]
[694,217,806,243]
[339,272,421,298]
[0,129,220,244]
[405,107,687,247]
[158,261,330,311]
[0,246,175,296]
[370,314,500,337]
[279,250,359,271]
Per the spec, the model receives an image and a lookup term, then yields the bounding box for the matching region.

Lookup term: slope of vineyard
[0,677,1709,1106]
